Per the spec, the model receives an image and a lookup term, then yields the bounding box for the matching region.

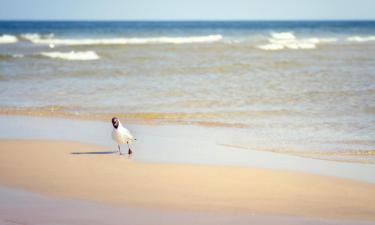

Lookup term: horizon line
[1,19,375,22]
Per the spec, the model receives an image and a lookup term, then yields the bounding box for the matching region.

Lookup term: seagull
[111,117,136,155]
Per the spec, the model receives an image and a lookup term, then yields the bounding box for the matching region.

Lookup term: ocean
[0,21,374,163]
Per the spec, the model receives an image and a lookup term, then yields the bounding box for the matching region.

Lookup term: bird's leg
[127,141,132,155]
[118,144,122,155]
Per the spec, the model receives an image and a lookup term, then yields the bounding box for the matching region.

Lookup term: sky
[0,0,374,20]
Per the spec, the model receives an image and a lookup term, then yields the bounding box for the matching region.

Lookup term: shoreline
[1,139,375,221]
[0,109,374,165]
[1,114,375,184]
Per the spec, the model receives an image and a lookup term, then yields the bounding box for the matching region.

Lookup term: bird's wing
[122,127,134,140]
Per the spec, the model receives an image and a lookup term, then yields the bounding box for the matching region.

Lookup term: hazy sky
[0,0,374,20]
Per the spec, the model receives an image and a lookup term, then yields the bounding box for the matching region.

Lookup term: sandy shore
[0,139,375,221]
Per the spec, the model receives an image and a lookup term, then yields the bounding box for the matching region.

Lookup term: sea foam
[347,36,375,42]
[23,34,223,46]
[0,34,18,44]
[258,32,336,51]
[40,51,99,61]
[271,32,296,40]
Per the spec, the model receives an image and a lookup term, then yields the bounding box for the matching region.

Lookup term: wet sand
[1,139,375,222]
[1,186,374,225]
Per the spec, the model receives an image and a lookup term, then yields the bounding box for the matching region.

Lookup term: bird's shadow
[70,151,117,155]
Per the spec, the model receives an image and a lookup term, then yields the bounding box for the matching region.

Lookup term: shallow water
[0,21,374,162]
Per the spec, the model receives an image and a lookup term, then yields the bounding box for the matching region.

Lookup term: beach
[1,138,375,223]
[0,20,375,224]
[0,115,375,225]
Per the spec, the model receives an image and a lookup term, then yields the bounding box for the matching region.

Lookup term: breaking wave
[258,32,337,51]
[0,34,18,44]
[17,32,375,48]
[39,51,99,61]
[347,36,375,42]
[22,33,223,46]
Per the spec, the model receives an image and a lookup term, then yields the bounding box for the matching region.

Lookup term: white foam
[305,38,337,44]
[0,34,18,44]
[21,33,54,42]
[347,36,375,42]
[258,32,336,51]
[21,33,40,41]
[23,34,223,46]
[271,32,296,40]
[40,51,99,61]
[257,44,285,50]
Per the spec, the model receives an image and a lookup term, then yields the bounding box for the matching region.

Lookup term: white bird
[111,117,136,155]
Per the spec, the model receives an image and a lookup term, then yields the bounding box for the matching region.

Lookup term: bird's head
[112,117,119,129]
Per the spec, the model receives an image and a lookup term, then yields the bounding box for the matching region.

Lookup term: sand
[0,139,375,221]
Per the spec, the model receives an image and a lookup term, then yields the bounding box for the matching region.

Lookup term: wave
[21,33,56,48]
[347,36,375,42]
[39,51,99,61]
[17,32,375,48]
[270,32,296,40]
[21,33,54,40]
[0,34,18,44]
[258,32,337,51]
[22,33,223,46]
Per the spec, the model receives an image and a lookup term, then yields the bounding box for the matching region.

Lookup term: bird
[111,117,136,155]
